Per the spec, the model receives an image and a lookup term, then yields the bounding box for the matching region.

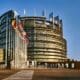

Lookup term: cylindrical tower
[21,16,67,63]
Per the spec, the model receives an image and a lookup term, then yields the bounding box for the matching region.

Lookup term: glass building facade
[0,10,28,69]
[0,10,14,68]
[21,16,67,64]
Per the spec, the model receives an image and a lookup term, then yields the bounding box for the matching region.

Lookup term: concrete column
[58,63,60,68]
[44,63,47,68]
[34,61,37,67]
[65,63,69,68]
[52,64,54,68]
[27,61,29,68]
[32,61,35,67]
[71,63,75,69]
[62,63,64,68]
[56,63,58,68]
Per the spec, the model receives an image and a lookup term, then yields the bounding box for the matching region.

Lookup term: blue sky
[0,0,80,60]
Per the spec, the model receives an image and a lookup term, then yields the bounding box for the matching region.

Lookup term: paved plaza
[1,69,80,80]
[3,70,34,80]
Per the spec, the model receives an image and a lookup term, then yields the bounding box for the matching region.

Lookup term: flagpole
[15,17,18,68]
[15,31,18,68]
[5,18,8,68]
[52,16,54,26]
[33,8,36,27]
[25,41,27,65]
[12,11,28,68]
[34,8,36,16]
[8,19,11,68]
[23,9,26,16]
[49,12,54,28]
[42,9,46,17]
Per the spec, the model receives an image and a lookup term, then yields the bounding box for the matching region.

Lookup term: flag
[18,21,29,43]
[23,9,26,15]
[49,12,53,19]
[54,16,59,21]
[42,10,45,17]
[60,19,63,27]
[54,16,59,25]
[12,20,17,29]
[60,19,62,25]
[21,31,29,43]
[12,17,29,43]
[18,21,24,32]
[14,10,18,18]
[18,23,29,43]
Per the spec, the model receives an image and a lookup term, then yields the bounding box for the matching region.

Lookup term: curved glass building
[21,16,67,63]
